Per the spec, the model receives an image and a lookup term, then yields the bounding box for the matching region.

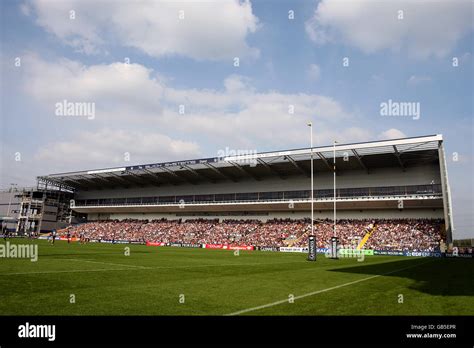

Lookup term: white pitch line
[225,259,435,316]
[0,258,404,278]
[0,268,133,276]
[0,260,304,276]
[61,258,151,269]
[58,259,305,271]
[149,260,305,270]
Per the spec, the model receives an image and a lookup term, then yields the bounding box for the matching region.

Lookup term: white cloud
[305,0,473,59]
[223,75,253,93]
[312,127,373,145]
[307,64,321,81]
[370,74,384,84]
[459,52,472,64]
[35,129,201,170]
[378,128,407,140]
[27,0,260,60]
[23,54,164,115]
[407,75,432,86]
[19,54,379,169]
[22,55,360,146]
[19,3,31,16]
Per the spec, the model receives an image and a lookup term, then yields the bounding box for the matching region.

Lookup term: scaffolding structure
[14,183,74,236]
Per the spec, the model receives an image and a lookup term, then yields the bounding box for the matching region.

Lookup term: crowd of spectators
[365,219,443,252]
[61,218,444,252]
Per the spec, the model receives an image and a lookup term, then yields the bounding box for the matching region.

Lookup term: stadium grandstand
[35,134,454,253]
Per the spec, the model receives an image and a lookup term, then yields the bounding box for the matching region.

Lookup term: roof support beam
[257,158,286,179]
[393,145,406,171]
[108,172,138,186]
[125,170,154,183]
[138,169,165,186]
[79,175,102,184]
[316,152,332,171]
[401,141,430,153]
[351,149,369,174]
[62,177,83,186]
[160,167,181,179]
[285,155,310,177]
[228,161,261,181]
[160,167,196,185]
[181,165,215,183]
[88,173,130,188]
[38,177,76,191]
[89,174,115,185]
[316,152,339,175]
[62,177,89,189]
[78,175,108,189]
[204,163,238,182]
[123,170,156,187]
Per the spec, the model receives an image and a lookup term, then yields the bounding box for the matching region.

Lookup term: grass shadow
[328,257,474,297]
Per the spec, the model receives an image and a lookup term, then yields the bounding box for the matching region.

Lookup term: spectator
[60,218,443,252]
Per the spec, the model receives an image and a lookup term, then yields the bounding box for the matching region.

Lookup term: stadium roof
[38,134,443,191]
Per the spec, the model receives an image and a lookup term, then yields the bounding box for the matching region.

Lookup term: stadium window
[339,188,352,197]
[67,184,441,208]
[126,197,142,204]
[141,197,156,204]
[283,190,306,199]
[370,187,383,196]
[159,196,176,203]
[176,195,194,203]
[259,192,284,200]
[194,194,214,202]
[392,186,401,195]
[215,193,235,202]
[236,192,258,201]
[317,189,332,198]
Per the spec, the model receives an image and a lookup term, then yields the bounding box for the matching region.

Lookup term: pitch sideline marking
[0,258,421,277]
[0,268,133,276]
[60,258,151,269]
[225,259,435,316]
[148,260,305,270]
[0,260,305,276]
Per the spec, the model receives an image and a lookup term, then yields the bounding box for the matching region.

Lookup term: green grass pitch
[0,238,472,315]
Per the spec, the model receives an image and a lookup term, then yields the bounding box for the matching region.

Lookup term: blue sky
[0,0,473,238]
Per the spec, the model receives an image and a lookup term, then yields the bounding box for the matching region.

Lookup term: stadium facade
[35,134,454,244]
